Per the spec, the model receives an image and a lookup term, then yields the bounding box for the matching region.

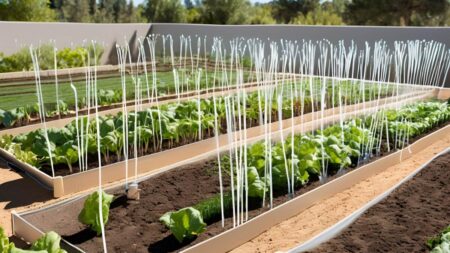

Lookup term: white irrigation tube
[243,84,249,222]
[196,69,203,140]
[29,46,55,178]
[210,39,226,227]
[116,45,129,189]
[70,75,80,175]
[83,47,92,173]
[91,41,108,253]
[279,52,292,196]
[212,92,225,228]
[288,147,450,253]
[230,41,243,224]
[124,40,141,185]
[145,36,163,153]
[53,47,60,118]
[224,96,236,227]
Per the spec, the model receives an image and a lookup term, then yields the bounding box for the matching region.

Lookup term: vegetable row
[160,100,450,243]
[0,88,135,129]
[0,82,387,175]
[0,76,375,130]
[12,100,447,249]
[0,69,249,128]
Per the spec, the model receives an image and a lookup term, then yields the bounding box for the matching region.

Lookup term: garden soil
[306,152,450,253]
[26,152,343,253]
[232,134,450,253]
[23,126,450,253]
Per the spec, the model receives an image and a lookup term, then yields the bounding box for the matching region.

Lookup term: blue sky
[133,0,272,5]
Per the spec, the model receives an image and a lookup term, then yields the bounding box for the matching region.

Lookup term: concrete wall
[0,22,152,64]
[150,24,450,87]
[0,22,449,86]
[150,24,450,49]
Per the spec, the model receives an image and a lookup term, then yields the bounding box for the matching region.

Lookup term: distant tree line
[0,0,448,26]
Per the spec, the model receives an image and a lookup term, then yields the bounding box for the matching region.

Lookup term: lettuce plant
[160,207,206,243]
[78,190,114,235]
[53,141,78,173]
[247,166,266,198]
[0,227,66,253]
[430,232,450,253]
[428,226,450,252]
[0,135,13,149]
[2,109,20,127]
[0,227,13,253]
[30,231,67,253]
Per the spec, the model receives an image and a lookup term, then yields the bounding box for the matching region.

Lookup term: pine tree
[0,0,56,21]
[144,0,186,23]
[113,0,127,23]
[201,0,251,24]
[61,0,91,22]
[345,0,448,26]
[89,0,97,16]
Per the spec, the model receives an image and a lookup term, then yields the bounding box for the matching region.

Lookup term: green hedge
[0,44,104,73]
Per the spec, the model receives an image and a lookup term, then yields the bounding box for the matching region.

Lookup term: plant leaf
[31,231,67,253]
[78,190,114,235]
[159,207,206,243]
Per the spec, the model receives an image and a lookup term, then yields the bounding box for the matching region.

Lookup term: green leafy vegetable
[31,231,67,253]
[2,109,19,127]
[78,190,114,235]
[160,207,206,243]
[247,166,266,198]
[0,227,13,253]
[193,192,233,223]
[428,226,450,251]
[54,141,78,173]
[0,135,13,149]
[0,227,65,253]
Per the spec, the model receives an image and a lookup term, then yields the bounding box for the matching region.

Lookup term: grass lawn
[0,70,252,110]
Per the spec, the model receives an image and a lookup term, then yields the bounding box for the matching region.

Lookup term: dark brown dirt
[308,152,450,253]
[24,122,450,253]
[26,153,334,253]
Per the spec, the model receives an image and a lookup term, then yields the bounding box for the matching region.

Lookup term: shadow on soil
[8,235,29,248]
[0,166,52,209]
[148,235,196,252]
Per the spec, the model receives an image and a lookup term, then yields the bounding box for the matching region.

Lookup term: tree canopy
[345,0,449,26]
[144,0,186,22]
[200,0,251,24]
[0,0,56,22]
[0,0,448,26]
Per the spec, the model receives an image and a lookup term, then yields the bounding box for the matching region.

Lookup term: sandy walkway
[232,135,450,253]
[0,160,55,236]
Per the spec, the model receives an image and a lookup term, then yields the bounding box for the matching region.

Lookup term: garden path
[0,160,52,236]
[232,134,450,253]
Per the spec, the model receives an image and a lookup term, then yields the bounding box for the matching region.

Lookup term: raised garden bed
[0,69,254,133]
[306,151,450,253]
[0,80,416,197]
[0,76,272,136]
[11,101,450,253]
